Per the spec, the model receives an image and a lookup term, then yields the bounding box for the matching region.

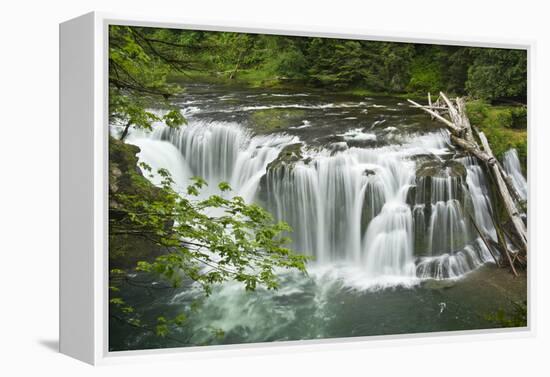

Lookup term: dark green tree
[466,48,527,101]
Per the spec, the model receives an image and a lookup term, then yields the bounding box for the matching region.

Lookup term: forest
[113,26,528,100]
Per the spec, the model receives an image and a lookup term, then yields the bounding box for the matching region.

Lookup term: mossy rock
[328,142,349,155]
[315,134,346,145]
[257,143,305,204]
[248,108,307,133]
[266,143,304,171]
[416,160,467,179]
[109,136,173,270]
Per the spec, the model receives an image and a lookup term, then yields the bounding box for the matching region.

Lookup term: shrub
[465,100,489,126]
[510,106,527,129]
[494,109,513,128]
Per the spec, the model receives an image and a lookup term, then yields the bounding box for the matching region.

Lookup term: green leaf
[156,324,169,337]
[218,182,232,192]
[109,298,125,306]
[174,313,187,325]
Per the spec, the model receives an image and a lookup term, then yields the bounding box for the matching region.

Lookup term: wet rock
[414,159,468,207]
[258,143,305,203]
[109,137,174,270]
[346,138,377,148]
[360,178,385,234]
[416,160,467,179]
[363,168,376,176]
[315,134,346,144]
[265,143,304,171]
[411,158,473,256]
[328,141,349,155]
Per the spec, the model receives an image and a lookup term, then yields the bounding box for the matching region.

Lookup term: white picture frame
[59,11,535,365]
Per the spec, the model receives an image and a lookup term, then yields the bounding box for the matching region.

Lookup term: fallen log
[407,99,460,132]
[477,131,528,250]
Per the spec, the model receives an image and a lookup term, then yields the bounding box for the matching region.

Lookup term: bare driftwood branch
[407,99,458,131]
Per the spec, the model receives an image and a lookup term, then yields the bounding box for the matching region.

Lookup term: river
[109,82,527,351]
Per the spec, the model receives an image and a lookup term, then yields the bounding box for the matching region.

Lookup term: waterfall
[125,119,504,285]
[503,149,527,200]
[150,120,297,201]
[418,175,470,255]
[413,156,497,279]
[126,133,193,193]
[461,156,497,240]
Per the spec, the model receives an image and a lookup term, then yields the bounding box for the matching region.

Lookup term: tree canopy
[109,25,527,103]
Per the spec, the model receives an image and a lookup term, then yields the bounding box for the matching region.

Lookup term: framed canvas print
[60,12,532,365]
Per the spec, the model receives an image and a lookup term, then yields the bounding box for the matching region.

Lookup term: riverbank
[170,69,425,99]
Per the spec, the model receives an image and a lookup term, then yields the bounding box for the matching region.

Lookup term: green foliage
[110,26,526,102]
[466,48,527,101]
[486,300,527,328]
[494,109,513,129]
[407,55,444,94]
[111,165,308,292]
[465,100,490,126]
[510,106,528,129]
[109,25,187,136]
[465,101,527,169]
[442,48,472,94]
[260,37,308,79]
[153,30,524,102]
[270,49,307,78]
[303,39,414,91]
[108,26,528,342]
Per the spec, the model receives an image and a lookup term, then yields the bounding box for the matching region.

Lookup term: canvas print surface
[108,25,528,351]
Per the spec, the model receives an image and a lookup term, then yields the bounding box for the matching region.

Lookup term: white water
[127,137,193,193]
[503,149,527,200]
[123,119,526,286]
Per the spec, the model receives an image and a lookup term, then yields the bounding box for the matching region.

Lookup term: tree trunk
[119,120,132,141]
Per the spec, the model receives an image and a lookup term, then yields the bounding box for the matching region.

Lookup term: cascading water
[461,156,497,239]
[263,145,417,278]
[148,120,298,201]
[123,106,525,286]
[503,148,527,200]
